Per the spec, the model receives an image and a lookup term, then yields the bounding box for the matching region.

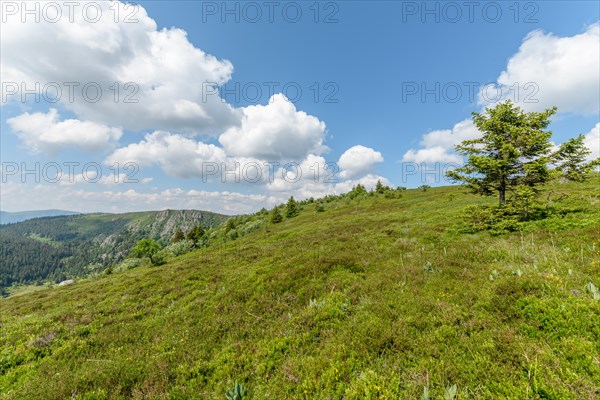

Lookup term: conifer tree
[270,206,283,224]
[285,196,299,218]
[446,100,556,205]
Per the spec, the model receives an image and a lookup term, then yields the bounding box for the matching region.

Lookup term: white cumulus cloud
[337,145,384,179]
[219,94,327,161]
[1,0,239,134]
[7,109,122,153]
[483,22,600,114]
[401,119,480,164]
[583,122,599,161]
[0,181,276,215]
[105,131,227,178]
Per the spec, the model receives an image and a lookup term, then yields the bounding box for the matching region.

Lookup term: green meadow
[1,179,599,399]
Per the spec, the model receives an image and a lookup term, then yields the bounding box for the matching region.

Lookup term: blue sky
[1,1,598,214]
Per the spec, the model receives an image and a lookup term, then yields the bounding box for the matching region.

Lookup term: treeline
[0,231,69,286]
[0,211,226,290]
[1,214,130,240]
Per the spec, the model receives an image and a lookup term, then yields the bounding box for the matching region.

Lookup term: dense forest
[0,210,228,289]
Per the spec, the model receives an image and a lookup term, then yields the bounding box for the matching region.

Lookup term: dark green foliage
[375,179,385,194]
[447,100,556,205]
[384,191,400,199]
[171,228,185,243]
[419,185,431,192]
[459,205,523,235]
[285,196,300,218]
[225,219,236,234]
[131,239,163,265]
[552,134,595,182]
[457,185,589,235]
[445,102,599,232]
[0,211,227,288]
[347,184,368,199]
[0,231,69,287]
[186,224,206,246]
[270,207,283,224]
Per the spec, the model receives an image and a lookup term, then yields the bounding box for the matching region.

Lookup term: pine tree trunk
[499,186,506,205]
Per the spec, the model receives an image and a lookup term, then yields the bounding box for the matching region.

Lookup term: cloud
[265,154,332,193]
[0,1,395,212]
[264,151,390,201]
[219,94,327,160]
[1,0,239,134]
[105,131,228,178]
[483,22,600,114]
[107,134,391,201]
[583,122,599,161]
[337,145,384,179]
[405,24,599,168]
[401,119,480,163]
[7,109,122,153]
[0,181,276,215]
[403,119,599,170]
[402,147,461,164]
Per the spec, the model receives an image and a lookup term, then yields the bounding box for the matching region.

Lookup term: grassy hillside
[1,180,599,399]
[0,210,229,289]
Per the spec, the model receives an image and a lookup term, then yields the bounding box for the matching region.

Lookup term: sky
[1,0,599,215]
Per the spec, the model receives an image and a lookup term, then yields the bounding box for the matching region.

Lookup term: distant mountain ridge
[0,209,229,287]
[0,209,80,224]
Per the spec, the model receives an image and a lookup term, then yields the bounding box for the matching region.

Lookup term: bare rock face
[146,210,212,239]
[58,279,75,286]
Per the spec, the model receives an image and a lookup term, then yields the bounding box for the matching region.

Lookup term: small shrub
[171,228,185,243]
[286,196,300,218]
[384,190,401,199]
[423,261,436,273]
[238,220,263,235]
[586,282,599,300]
[186,225,206,246]
[131,238,163,265]
[270,207,283,224]
[444,384,457,400]
[375,179,390,194]
[224,219,236,234]
[166,239,195,257]
[348,184,368,199]
[152,249,167,266]
[459,205,522,235]
[114,258,143,272]
[226,381,247,400]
